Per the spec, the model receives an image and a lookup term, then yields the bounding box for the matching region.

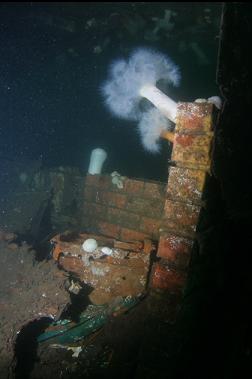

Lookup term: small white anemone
[111,171,126,189]
[82,238,98,253]
[101,247,113,256]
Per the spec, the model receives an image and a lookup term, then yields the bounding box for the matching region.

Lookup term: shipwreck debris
[50,231,155,305]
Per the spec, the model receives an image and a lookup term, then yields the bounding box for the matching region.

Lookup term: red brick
[167,166,206,204]
[160,219,197,238]
[157,233,193,269]
[81,216,91,231]
[97,221,121,239]
[172,133,213,169]
[126,196,147,214]
[82,201,92,216]
[110,192,127,208]
[84,174,100,187]
[143,182,166,199]
[83,186,95,202]
[150,262,187,291]
[93,189,102,203]
[120,228,149,242]
[126,196,164,218]
[98,175,112,190]
[81,216,93,231]
[163,200,201,228]
[107,207,140,229]
[97,191,127,209]
[140,217,161,239]
[124,178,144,194]
[176,102,213,133]
[83,202,106,219]
[84,174,111,189]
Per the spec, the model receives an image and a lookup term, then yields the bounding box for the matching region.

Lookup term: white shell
[101,247,113,255]
[82,238,98,253]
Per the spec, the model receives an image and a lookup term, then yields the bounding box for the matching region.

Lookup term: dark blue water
[0,3,222,181]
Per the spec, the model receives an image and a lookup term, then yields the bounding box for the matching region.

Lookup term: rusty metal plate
[51,232,151,305]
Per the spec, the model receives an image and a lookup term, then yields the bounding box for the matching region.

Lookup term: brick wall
[82,174,166,242]
[150,102,215,294]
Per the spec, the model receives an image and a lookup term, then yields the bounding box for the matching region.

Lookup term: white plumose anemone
[101,47,181,122]
[137,108,173,153]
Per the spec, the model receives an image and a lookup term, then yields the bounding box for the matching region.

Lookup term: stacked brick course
[82,174,166,242]
[151,102,215,293]
[81,102,216,305]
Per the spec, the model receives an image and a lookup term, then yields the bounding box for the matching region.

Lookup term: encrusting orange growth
[160,130,175,143]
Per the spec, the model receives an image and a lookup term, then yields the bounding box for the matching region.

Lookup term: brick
[120,228,149,242]
[126,197,146,214]
[84,174,100,187]
[167,166,206,204]
[150,262,187,291]
[98,175,112,190]
[140,217,161,239]
[81,214,96,232]
[172,133,213,169]
[83,186,95,202]
[82,200,92,216]
[84,174,111,189]
[160,219,197,238]
[124,178,145,194]
[171,103,214,170]
[176,102,214,133]
[96,221,121,239]
[97,191,127,209]
[110,179,127,192]
[126,196,164,218]
[107,207,140,229]
[163,199,201,228]
[59,249,150,305]
[143,182,166,199]
[93,189,103,203]
[157,233,193,269]
[91,203,107,219]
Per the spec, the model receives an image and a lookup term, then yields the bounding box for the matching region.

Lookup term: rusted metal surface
[51,232,154,261]
[51,232,152,304]
[59,253,149,304]
[50,231,113,261]
[114,238,154,254]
